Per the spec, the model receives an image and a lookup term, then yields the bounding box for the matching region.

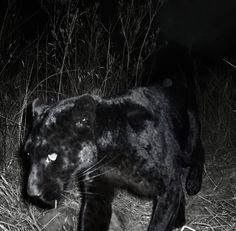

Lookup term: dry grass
[0,175,40,230]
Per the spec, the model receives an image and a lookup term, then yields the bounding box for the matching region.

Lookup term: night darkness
[0,0,236,230]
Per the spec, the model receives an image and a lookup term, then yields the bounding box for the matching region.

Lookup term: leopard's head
[25,94,97,205]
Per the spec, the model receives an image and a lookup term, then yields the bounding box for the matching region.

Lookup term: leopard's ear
[32,98,48,121]
[72,94,97,128]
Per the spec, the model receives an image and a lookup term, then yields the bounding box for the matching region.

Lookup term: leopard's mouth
[38,190,62,207]
[38,197,60,209]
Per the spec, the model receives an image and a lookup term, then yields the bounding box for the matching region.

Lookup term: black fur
[25,81,204,231]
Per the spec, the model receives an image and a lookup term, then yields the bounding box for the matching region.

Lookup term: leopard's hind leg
[184,108,205,195]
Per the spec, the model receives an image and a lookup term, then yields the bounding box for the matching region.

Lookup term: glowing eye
[76,118,88,128]
[45,153,58,165]
[48,153,58,161]
[27,152,30,156]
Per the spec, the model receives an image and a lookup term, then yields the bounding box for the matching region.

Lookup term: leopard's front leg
[78,175,114,231]
[148,178,184,231]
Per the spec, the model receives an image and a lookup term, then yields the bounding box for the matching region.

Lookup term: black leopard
[24,80,204,231]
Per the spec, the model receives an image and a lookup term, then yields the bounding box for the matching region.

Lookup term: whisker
[74,153,120,187]
[61,190,103,200]
[82,154,120,178]
[76,155,109,179]
[76,167,117,184]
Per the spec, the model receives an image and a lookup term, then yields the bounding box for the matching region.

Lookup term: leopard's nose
[27,165,42,197]
[27,183,42,197]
